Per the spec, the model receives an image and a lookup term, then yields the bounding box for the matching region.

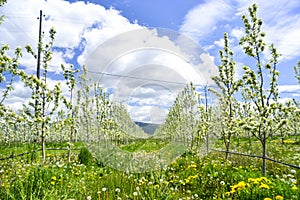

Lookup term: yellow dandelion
[50,181,55,185]
[275,195,283,200]
[292,186,298,190]
[248,178,255,182]
[51,176,57,181]
[191,175,198,179]
[259,183,270,189]
[259,177,271,183]
[264,198,272,200]
[230,188,236,193]
[237,181,246,188]
[188,164,197,169]
[225,192,230,197]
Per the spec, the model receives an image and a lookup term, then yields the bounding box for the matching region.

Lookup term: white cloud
[0,0,141,71]
[2,81,32,111]
[181,0,300,65]
[278,84,300,93]
[0,0,147,120]
[230,27,244,40]
[127,105,168,124]
[179,0,234,43]
[83,27,218,123]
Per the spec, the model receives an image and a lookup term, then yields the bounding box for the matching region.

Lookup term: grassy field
[0,137,299,200]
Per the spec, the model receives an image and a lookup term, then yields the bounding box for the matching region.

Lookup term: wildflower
[190,175,198,179]
[51,176,57,181]
[237,181,246,188]
[102,187,107,192]
[291,169,296,174]
[225,192,230,197]
[220,181,225,185]
[133,192,138,196]
[115,188,121,193]
[275,195,283,200]
[188,164,197,169]
[290,179,297,184]
[259,177,271,183]
[50,181,55,185]
[264,198,272,200]
[86,196,92,200]
[230,181,246,193]
[259,183,270,189]
[292,186,298,190]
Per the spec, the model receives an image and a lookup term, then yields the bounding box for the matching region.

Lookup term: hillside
[134,121,160,135]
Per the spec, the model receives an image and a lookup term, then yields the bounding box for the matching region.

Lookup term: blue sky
[1,0,300,123]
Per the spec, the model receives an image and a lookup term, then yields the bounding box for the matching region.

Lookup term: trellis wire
[0,148,81,161]
[212,149,300,169]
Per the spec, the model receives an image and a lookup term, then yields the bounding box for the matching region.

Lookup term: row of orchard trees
[155,4,300,175]
[153,82,204,149]
[0,20,146,162]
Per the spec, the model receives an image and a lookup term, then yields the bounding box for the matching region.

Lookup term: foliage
[24,27,62,162]
[0,0,7,24]
[155,82,200,149]
[239,4,287,175]
[0,45,22,106]
[294,61,300,85]
[211,32,243,160]
[78,147,94,166]
[61,64,79,162]
[0,0,7,6]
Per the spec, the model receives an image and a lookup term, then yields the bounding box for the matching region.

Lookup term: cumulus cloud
[179,0,234,43]
[0,0,141,71]
[0,0,144,119]
[127,104,168,124]
[83,27,218,122]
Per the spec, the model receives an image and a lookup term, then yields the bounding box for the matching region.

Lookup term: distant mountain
[134,121,160,135]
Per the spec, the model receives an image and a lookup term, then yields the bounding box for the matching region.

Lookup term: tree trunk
[206,133,209,155]
[262,139,267,176]
[41,121,45,163]
[67,131,72,163]
[225,143,230,160]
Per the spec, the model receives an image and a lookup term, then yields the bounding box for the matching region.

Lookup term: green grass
[119,139,169,152]
[0,137,299,199]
